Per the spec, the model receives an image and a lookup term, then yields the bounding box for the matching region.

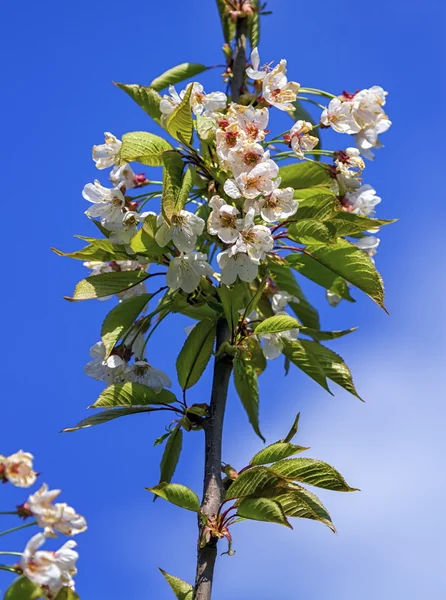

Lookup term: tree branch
[193,16,247,599]
[194,319,233,600]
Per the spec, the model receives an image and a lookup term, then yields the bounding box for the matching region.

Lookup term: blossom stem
[297,96,326,110]
[299,87,336,99]
[0,551,22,556]
[0,521,37,538]
[0,565,20,573]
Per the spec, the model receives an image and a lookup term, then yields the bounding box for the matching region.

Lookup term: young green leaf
[282,339,332,393]
[114,82,162,123]
[54,588,81,600]
[248,0,260,47]
[238,336,267,376]
[150,63,209,91]
[147,483,200,512]
[66,270,150,301]
[217,283,248,337]
[101,293,152,357]
[165,83,194,145]
[304,239,386,308]
[130,213,169,256]
[62,407,155,432]
[274,485,336,532]
[119,131,173,166]
[236,497,292,528]
[268,260,320,329]
[4,577,43,600]
[254,314,300,335]
[233,358,265,442]
[327,211,396,237]
[279,162,331,189]
[282,412,300,443]
[215,0,236,42]
[250,442,309,466]
[159,568,194,600]
[91,382,176,408]
[176,319,217,389]
[286,253,354,302]
[300,340,362,399]
[52,238,129,262]
[301,327,357,342]
[176,166,194,212]
[270,458,358,492]
[224,466,288,501]
[162,151,185,223]
[159,427,183,485]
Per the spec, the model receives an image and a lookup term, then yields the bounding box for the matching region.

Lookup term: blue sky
[1,0,445,598]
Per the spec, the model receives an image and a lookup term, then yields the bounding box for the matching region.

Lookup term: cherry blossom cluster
[79,46,391,382]
[0,451,87,598]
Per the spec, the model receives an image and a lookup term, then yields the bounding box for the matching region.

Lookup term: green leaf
[162,151,186,223]
[147,483,200,512]
[237,497,291,528]
[171,293,219,321]
[114,82,162,123]
[217,283,247,337]
[159,569,193,600]
[283,412,300,443]
[177,166,194,211]
[215,0,236,42]
[52,238,129,262]
[62,407,155,432]
[165,83,194,145]
[288,218,335,244]
[274,485,336,532]
[301,327,357,342]
[238,336,267,376]
[282,339,332,393]
[248,0,260,47]
[293,193,340,221]
[233,358,264,442]
[154,431,172,446]
[4,577,43,600]
[271,458,358,492]
[150,63,209,92]
[300,340,362,399]
[279,162,331,189]
[250,442,309,466]
[286,252,354,302]
[268,260,320,329]
[304,239,385,308]
[66,270,149,301]
[224,466,288,501]
[91,382,176,408]
[54,588,80,600]
[101,294,152,357]
[196,116,216,141]
[254,314,300,335]
[176,319,216,389]
[327,212,396,237]
[119,131,172,166]
[130,213,168,256]
[159,427,183,485]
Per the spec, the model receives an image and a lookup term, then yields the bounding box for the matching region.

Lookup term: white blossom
[289,121,319,157]
[321,97,359,134]
[207,196,243,243]
[262,60,300,111]
[259,330,299,360]
[84,342,127,384]
[344,184,381,217]
[109,163,136,189]
[107,210,149,245]
[355,114,392,159]
[92,132,121,169]
[155,211,205,253]
[166,252,213,294]
[0,451,37,488]
[125,360,171,393]
[257,182,297,222]
[217,248,259,285]
[353,235,380,258]
[160,84,226,118]
[246,47,268,80]
[227,104,269,142]
[160,85,183,115]
[83,180,125,224]
[271,291,299,313]
[227,142,270,177]
[26,484,87,537]
[234,210,274,261]
[216,123,247,163]
[224,160,279,200]
[335,147,365,174]
[20,533,78,599]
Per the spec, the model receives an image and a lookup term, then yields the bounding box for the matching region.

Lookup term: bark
[193,16,247,600]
